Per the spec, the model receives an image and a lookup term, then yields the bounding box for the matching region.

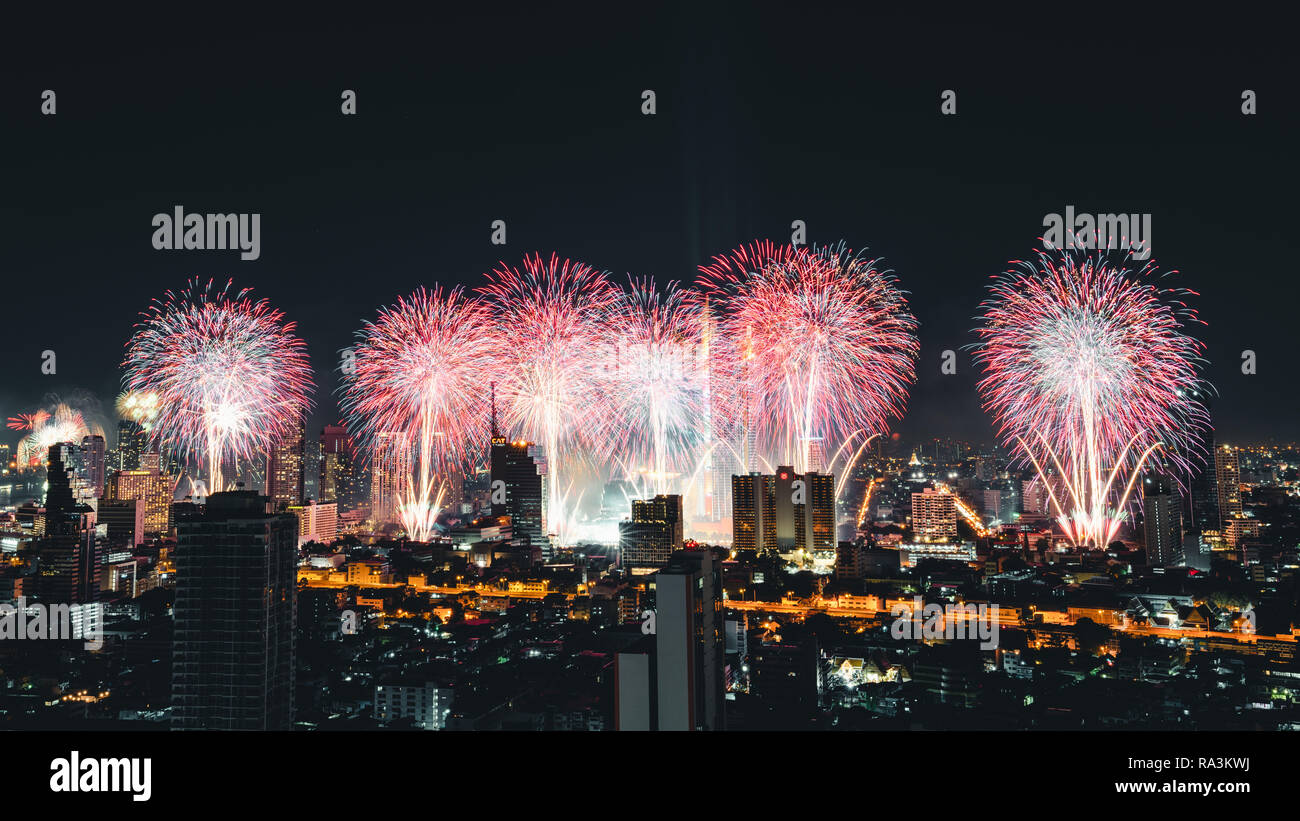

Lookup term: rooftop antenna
[490,380,498,439]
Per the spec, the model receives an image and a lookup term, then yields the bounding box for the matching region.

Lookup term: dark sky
[3,5,1296,450]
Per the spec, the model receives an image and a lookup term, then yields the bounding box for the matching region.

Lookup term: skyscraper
[319,423,349,504]
[266,416,306,510]
[106,467,173,538]
[172,490,297,730]
[911,488,958,541]
[81,434,106,499]
[37,444,100,604]
[1142,472,1183,567]
[732,472,776,552]
[654,549,724,731]
[116,420,148,472]
[490,432,544,552]
[1214,446,1242,528]
[371,432,410,526]
[795,470,835,552]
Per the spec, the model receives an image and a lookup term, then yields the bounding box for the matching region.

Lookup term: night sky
[3,5,1296,450]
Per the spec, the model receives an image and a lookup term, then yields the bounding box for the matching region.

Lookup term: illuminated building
[81,434,106,499]
[115,420,147,472]
[1215,446,1242,529]
[374,682,453,730]
[106,467,173,538]
[794,470,834,552]
[897,541,976,568]
[911,488,958,541]
[172,491,297,730]
[288,500,338,546]
[265,415,306,509]
[371,431,410,526]
[619,494,684,569]
[731,473,775,552]
[318,423,349,504]
[490,430,544,554]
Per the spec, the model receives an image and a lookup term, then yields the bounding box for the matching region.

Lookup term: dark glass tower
[171,491,298,730]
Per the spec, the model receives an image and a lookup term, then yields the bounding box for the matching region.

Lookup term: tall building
[287,500,338,546]
[115,420,148,472]
[490,432,544,552]
[81,434,106,499]
[732,472,775,552]
[266,416,306,510]
[172,491,297,731]
[37,445,100,604]
[106,467,173,538]
[1142,472,1183,567]
[1214,446,1242,529]
[371,432,410,526]
[654,549,724,731]
[794,471,835,552]
[619,494,684,569]
[911,488,958,541]
[319,423,349,503]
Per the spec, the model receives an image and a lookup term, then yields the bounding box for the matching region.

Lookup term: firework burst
[972,247,1211,547]
[7,403,98,468]
[122,278,314,494]
[700,240,920,474]
[603,277,708,497]
[339,286,500,542]
[478,253,622,544]
[115,390,161,430]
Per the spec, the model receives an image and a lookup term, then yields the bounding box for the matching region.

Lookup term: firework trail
[603,277,708,497]
[972,247,1211,547]
[339,286,500,542]
[7,403,97,468]
[123,278,314,495]
[699,240,920,474]
[478,253,621,545]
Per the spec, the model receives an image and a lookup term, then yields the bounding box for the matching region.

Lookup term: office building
[171,490,298,730]
[490,432,544,552]
[266,416,306,510]
[1142,472,1183,567]
[911,488,958,541]
[619,494,684,569]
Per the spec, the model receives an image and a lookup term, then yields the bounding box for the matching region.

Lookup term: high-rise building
[619,494,684,569]
[319,423,349,503]
[371,432,410,526]
[1142,472,1183,567]
[172,491,297,730]
[490,432,544,552]
[288,500,338,546]
[653,549,724,731]
[731,472,775,552]
[97,497,145,549]
[1214,446,1242,529]
[116,420,148,472]
[794,471,835,552]
[37,445,101,604]
[266,416,306,510]
[911,488,958,541]
[106,468,173,538]
[81,434,106,499]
